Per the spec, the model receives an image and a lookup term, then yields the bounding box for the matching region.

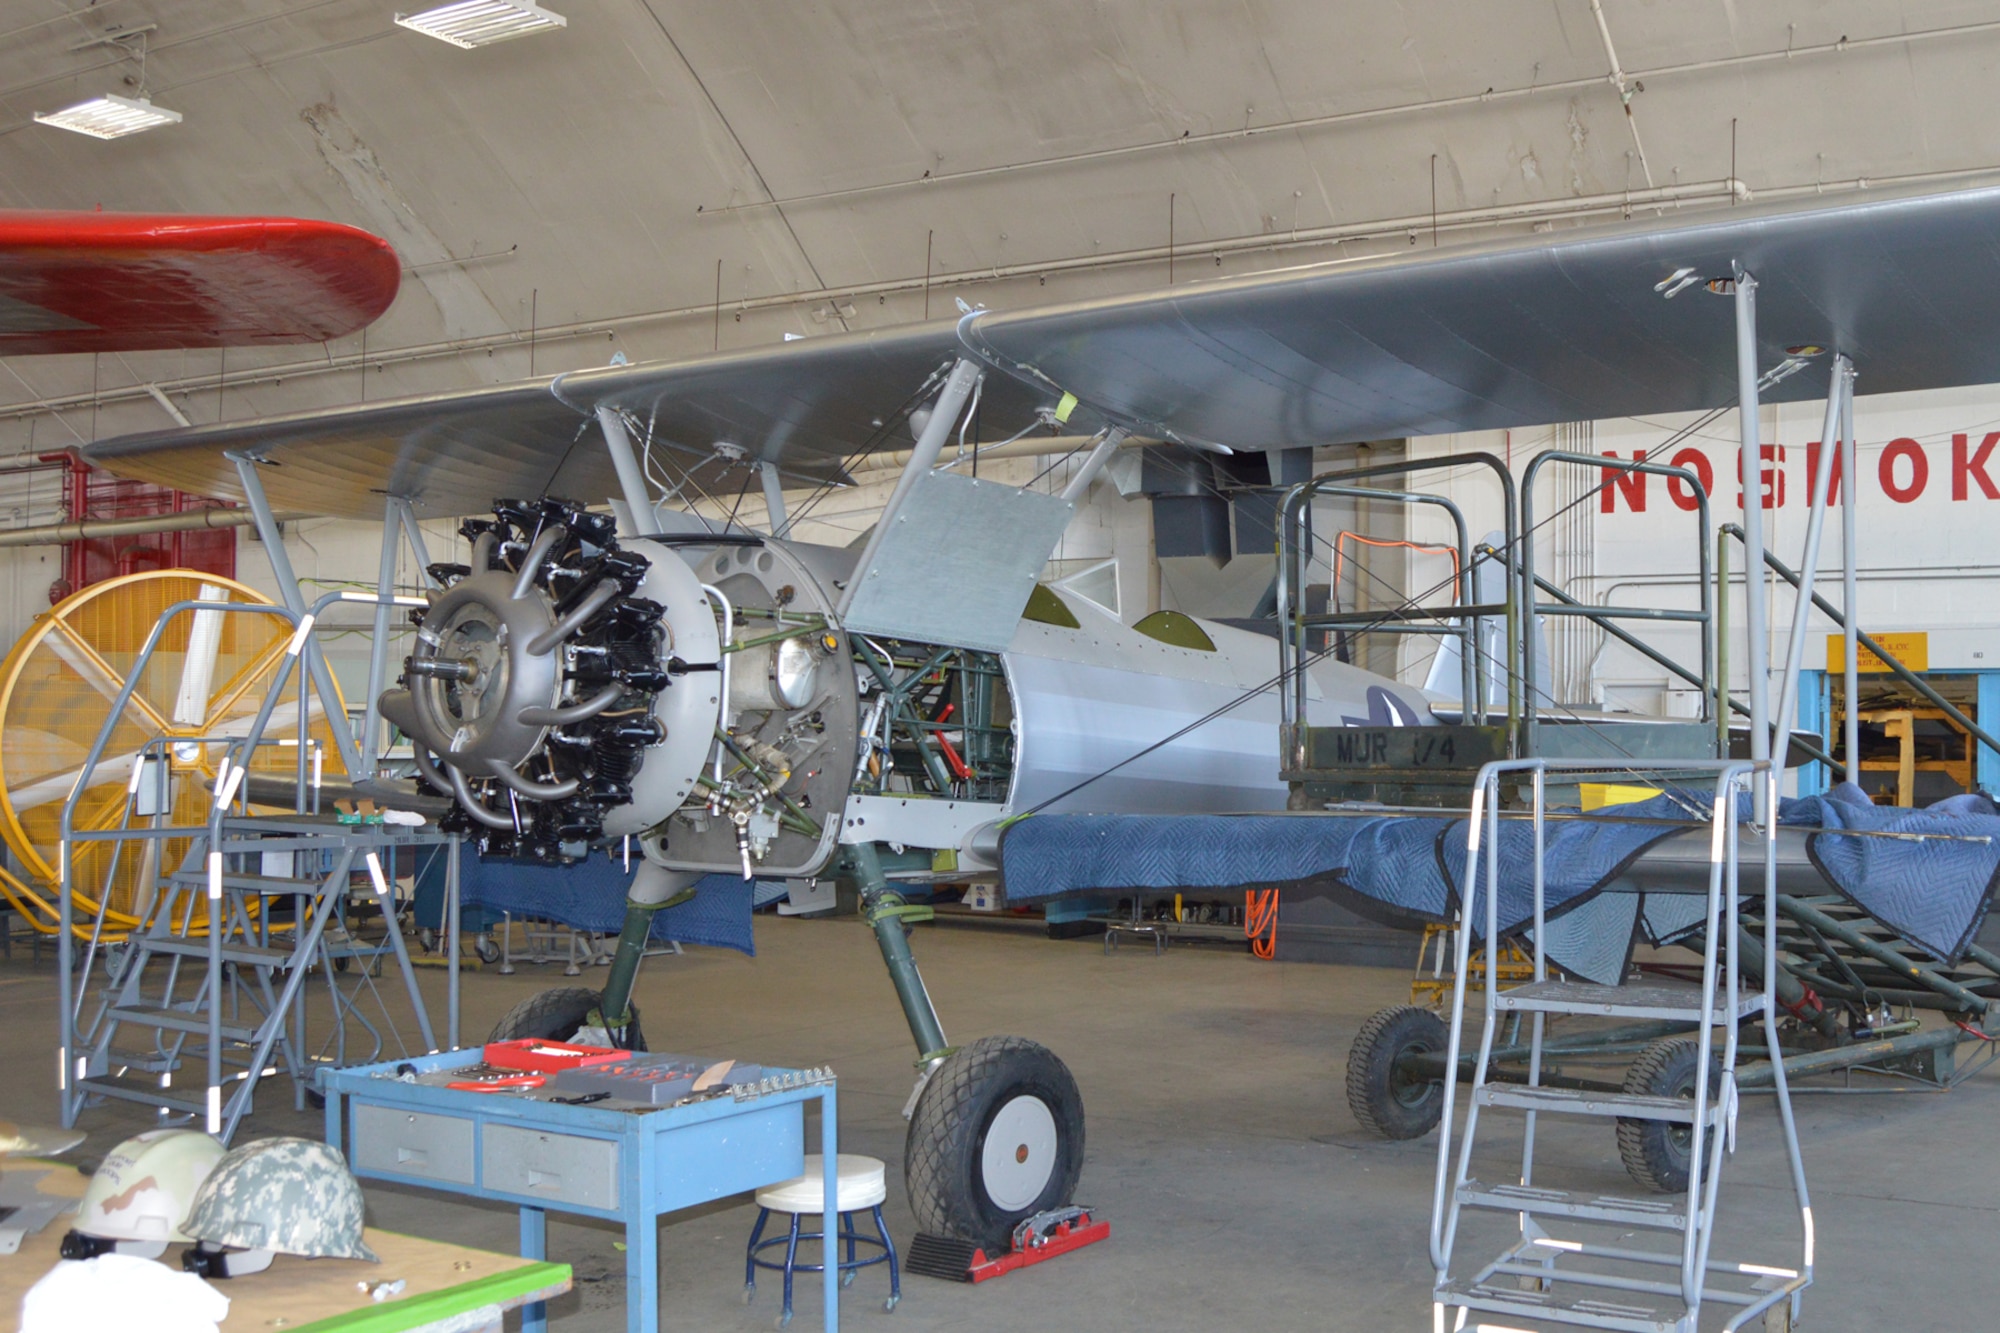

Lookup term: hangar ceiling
[5,0,2000,453]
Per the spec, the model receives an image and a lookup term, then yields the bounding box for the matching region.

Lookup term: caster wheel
[840,1269,856,1289]
[778,1312,792,1329]
[474,934,502,965]
[742,1284,755,1305]
[885,1295,900,1312]
[1344,1005,1449,1140]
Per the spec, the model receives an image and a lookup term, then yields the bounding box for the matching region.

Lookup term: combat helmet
[60,1129,225,1259]
[181,1136,378,1278]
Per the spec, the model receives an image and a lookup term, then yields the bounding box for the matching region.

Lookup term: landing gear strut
[843,842,1087,1249]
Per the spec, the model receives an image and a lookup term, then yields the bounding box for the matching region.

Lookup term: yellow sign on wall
[1826,631,1929,674]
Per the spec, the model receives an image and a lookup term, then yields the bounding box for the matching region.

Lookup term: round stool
[746,1154,900,1326]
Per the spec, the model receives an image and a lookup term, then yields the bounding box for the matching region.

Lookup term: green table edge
[286,1258,574,1333]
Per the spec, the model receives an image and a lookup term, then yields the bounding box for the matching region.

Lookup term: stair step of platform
[108,1005,259,1043]
[74,1078,211,1117]
[1476,1084,1717,1122]
[166,870,320,895]
[1491,979,1766,1022]
[141,938,298,968]
[1456,1180,1689,1230]
[1437,1275,1688,1333]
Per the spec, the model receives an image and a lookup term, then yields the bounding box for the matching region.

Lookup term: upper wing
[958,181,2000,449]
[80,319,1069,519]
[0,211,400,355]
[81,182,2000,515]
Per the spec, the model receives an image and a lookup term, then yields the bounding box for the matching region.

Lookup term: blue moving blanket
[999,784,2000,979]
[451,856,787,956]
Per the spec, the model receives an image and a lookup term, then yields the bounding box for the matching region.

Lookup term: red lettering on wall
[1953,432,2000,500]
[1599,452,1647,512]
[1735,443,1785,510]
[1805,440,1845,505]
[1879,438,1928,503]
[1666,447,1713,512]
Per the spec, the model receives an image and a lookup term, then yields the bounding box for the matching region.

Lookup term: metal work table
[322,1048,839,1333]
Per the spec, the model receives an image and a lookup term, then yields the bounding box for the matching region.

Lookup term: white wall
[1398,380,2000,712]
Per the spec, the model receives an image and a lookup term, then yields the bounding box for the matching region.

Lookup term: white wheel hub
[980,1093,1058,1212]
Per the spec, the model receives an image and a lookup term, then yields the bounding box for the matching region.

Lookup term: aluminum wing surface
[0,211,399,355]
[957,182,2000,450]
[82,320,1063,520]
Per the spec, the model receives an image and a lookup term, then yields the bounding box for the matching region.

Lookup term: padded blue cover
[456,856,785,956]
[999,783,2000,977]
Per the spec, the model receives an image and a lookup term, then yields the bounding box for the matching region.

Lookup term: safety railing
[1276,452,1519,763]
[1518,451,1716,757]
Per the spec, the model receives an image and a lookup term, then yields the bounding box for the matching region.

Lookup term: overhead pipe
[701,18,2000,214]
[0,506,309,547]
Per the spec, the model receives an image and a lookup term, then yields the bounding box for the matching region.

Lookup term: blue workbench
[323,1048,840,1333]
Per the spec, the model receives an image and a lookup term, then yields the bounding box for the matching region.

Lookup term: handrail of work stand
[1518,451,1716,758]
[57,589,443,1133]
[1275,452,1520,762]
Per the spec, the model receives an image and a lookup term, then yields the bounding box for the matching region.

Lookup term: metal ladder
[1430,758,1813,1333]
[57,590,454,1140]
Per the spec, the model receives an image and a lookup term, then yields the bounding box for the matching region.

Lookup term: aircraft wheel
[1345,1005,1448,1139]
[905,1036,1084,1250]
[487,985,647,1051]
[1616,1036,1717,1194]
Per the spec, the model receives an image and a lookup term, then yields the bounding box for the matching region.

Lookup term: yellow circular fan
[0,569,349,933]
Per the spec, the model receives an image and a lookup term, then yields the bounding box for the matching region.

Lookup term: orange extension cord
[1245,888,1280,960]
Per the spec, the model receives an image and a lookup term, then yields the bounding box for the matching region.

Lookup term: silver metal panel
[842,471,1075,653]
[1000,598,1430,815]
[81,321,1071,520]
[481,1123,620,1211]
[352,1104,476,1186]
[960,182,2000,450]
[837,793,1005,849]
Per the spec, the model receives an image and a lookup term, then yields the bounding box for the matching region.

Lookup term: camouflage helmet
[180,1137,378,1263]
[63,1128,224,1257]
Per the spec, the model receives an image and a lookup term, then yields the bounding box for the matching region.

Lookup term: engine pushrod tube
[447,764,516,830]
[484,759,580,801]
[526,580,619,656]
[517,683,622,727]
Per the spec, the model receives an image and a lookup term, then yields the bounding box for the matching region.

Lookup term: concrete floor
[6,914,1999,1331]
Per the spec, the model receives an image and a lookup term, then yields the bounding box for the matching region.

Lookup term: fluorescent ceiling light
[395,1,566,48]
[34,93,181,140]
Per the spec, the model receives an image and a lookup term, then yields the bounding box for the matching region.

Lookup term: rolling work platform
[55,587,461,1140]
[1428,760,1810,1333]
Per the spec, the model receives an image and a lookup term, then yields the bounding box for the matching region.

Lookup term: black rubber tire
[905,1036,1085,1251]
[1616,1037,1719,1194]
[487,985,648,1052]
[1345,1005,1449,1140]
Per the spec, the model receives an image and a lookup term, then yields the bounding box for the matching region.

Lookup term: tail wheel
[1345,1005,1449,1139]
[1616,1036,1719,1194]
[488,984,647,1052]
[905,1036,1084,1250]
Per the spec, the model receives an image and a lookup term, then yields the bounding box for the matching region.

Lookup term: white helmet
[60,1129,225,1260]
